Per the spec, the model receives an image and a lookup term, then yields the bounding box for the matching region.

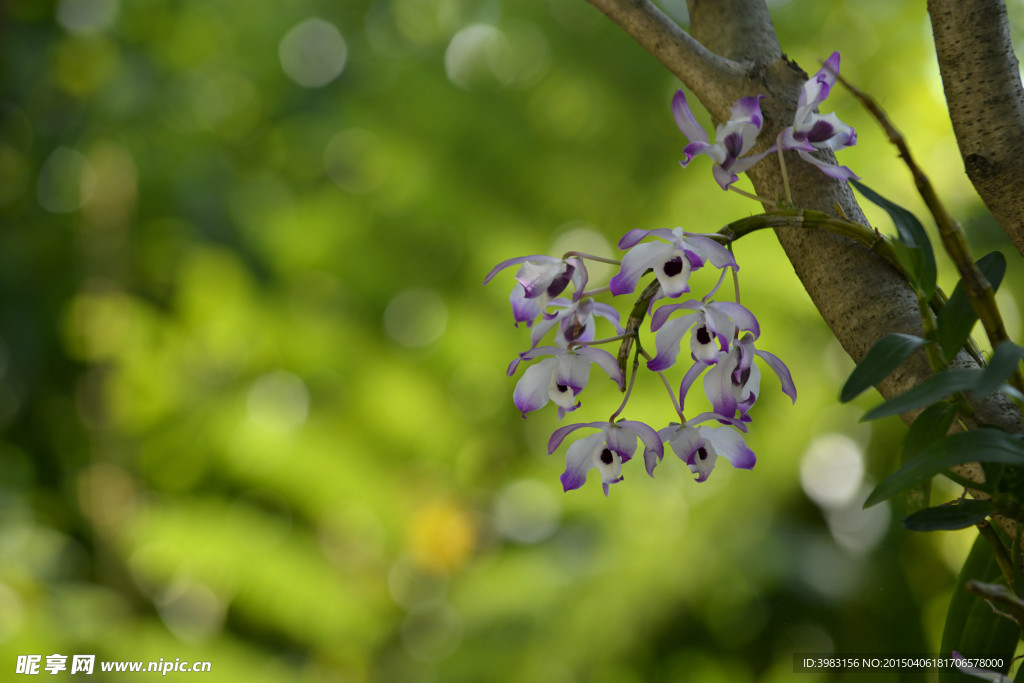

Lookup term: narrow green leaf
[864,428,1024,507]
[862,369,983,421]
[977,341,1024,397]
[840,333,926,402]
[902,500,995,531]
[900,401,958,514]
[940,535,1019,683]
[936,251,1007,364]
[851,180,937,299]
[940,535,996,683]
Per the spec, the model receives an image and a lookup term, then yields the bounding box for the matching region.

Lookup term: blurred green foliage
[1,0,1022,681]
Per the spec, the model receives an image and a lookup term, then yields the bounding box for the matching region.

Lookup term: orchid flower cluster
[675,51,858,189]
[484,53,858,496]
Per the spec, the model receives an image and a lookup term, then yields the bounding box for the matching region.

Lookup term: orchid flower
[680,333,796,422]
[779,52,859,180]
[659,416,756,483]
[484,255,588,326]
[549,420,664,495]
[527,297,624,351]
[609,227,737,298]
[647,299,760,371]
[508,346,624,419]
[673,89,776,190]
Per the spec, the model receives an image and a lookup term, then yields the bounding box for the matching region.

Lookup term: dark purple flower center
[663,257,684,277]
[600,448,614,465]
[807,119,837,144]
[556,383,569,393]
[722,131,744,163]
[696,326,712,345]
[546,264,575,297]
[696,446,708,461]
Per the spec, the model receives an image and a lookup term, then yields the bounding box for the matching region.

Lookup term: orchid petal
[648,313,701,371]
[729,95,765,129]
[708,301,760,338]
[510,286,544,325]
[681,233,738,270]
[556,352,591,395]
[756,349,797,403]
[528,314,561,349]
[704,353,739,418]
[513,358,558,417]
[483,255,533,285]
[651,301,702,331]
[681,141,714,166]
[560,432,605,492]
[548,421,605,454]
[678,361,708,411]
[574,346,624,390]
[618,420,664,476]
[609,241,673,295]
[706,426,756,470]
[672,89,709,145]
[796,150,860,180]
[618,228,676,250]
[604,425,638,463]
[592,302,625,333]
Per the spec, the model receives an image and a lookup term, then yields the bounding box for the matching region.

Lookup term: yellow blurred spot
[77,463,139,534]
[406,500,476,574]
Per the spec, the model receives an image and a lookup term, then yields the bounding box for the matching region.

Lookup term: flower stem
[728,185,778,206]
[638,348,684,420]
[609,348,641,422]
[703,268,729,302]
[580,285,611,298]
[776,131,793,207]
[562,251,622,266]
[568,334,630,350]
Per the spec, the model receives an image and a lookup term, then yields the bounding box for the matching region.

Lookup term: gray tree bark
[928,0,1024,258]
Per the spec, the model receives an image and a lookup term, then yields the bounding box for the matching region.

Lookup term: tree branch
[928,0,1024,257]
[583,0,747,111]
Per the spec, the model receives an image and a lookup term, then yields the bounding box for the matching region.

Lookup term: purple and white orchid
[673,89,776,190]
[660,417,756,483]
[779,52,859,180]
[526,297,624,351]
[609,227,737,298]
[508,345,624,419]
[549,420,665,495]
[680,333,796,422]
[484,255,588,326]
[647,299,760,371]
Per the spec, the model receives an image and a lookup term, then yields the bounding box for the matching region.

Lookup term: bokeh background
[2,0,1023,680]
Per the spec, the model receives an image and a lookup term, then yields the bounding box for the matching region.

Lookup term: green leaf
[862,369,983,421]
[840,333,926,402]
[902,500,995,531]
[865,428,1024,507]
[936,251,1007,364]
[940,535,1019,683]
[977,341,1024,397]
[900,401,958,513]
[851,180,937,299]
